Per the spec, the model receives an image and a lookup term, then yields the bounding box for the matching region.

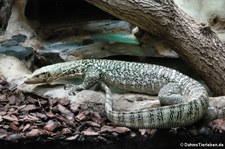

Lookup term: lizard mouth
[24,77,48,84]
[24,78,40,84]
[24,77,54,84]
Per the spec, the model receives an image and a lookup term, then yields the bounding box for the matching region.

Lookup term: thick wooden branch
[85,0,225,96]
[0,0,14,29]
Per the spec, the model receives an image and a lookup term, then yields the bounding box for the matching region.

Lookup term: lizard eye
[41,72,52,82]
[34,74,40,78]
[34,72,51,78]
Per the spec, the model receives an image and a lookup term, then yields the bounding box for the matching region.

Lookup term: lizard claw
[64,84,84,95]
[68,90,78,96]
[64,84,73,90]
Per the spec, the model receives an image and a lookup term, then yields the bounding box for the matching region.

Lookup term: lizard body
[25,59,208,128]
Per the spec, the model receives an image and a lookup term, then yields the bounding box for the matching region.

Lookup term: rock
[0,44,32,59]
[1,39,18,47]
[0,54,31,89]
[174,0,225,42]
[11,34,27,43]
[35,19,167,62]
[73,90,105,105]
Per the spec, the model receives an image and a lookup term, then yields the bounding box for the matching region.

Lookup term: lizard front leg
[65,69,100,95]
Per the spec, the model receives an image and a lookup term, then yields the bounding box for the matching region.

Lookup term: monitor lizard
[24,59,209,128]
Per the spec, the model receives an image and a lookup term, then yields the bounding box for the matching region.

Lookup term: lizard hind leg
[158,83,185,106]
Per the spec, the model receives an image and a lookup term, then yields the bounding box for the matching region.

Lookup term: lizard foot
[64,84,84,95]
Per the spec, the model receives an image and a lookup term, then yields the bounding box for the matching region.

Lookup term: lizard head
[24,60,84,84]
[24,67,54,84]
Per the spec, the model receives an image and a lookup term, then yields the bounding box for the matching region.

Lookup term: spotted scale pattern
[26,59,209,128]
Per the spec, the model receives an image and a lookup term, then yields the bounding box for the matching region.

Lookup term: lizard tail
[101,80,208,129]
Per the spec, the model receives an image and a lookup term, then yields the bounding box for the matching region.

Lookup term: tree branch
[85,0,225,96]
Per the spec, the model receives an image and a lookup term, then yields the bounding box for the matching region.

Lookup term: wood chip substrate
[0,73,224,149]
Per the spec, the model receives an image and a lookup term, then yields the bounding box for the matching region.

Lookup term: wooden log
[85,0,225,96]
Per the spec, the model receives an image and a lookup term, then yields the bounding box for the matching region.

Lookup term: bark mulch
[0,73,225,149]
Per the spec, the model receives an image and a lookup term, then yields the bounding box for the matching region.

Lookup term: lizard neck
[49,60,89,80]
